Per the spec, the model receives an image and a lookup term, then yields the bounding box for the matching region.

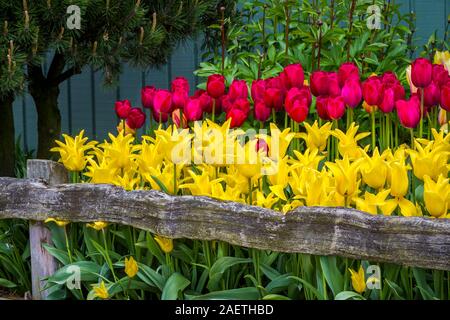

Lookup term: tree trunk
[28,65,61,160]
[0,93,16,177]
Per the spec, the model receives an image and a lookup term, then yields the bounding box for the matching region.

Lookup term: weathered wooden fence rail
[1,160,450,297]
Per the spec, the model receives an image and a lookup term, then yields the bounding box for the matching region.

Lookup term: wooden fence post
[27,160,68,300]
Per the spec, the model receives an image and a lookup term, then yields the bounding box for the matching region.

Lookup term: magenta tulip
[341,79,362,108]
[141,86,156,109]
[126,108,146,129]
[338,62,360,88]
[411,58,433,88]
[206,74,226,99]
[396,96,421,128]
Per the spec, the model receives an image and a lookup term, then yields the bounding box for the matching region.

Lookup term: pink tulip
[226,108,247,128]
[326,96,345,120]
[254,100,271,122]
[362,76,382,106]
[341,79,362,108]
[411,58,433,88]
[206,74,226,99]
[338,62,360,88]
[184,98,203,121]
[396,96,421,128]
[281,63,304,89]
[115,99,132,119]
[251,79,266,102]
[141,86,156,109]
[126,108,146,129]
[228,79,248,101]
[171,76,189,93]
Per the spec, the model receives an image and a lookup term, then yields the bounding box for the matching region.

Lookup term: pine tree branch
[50,66,82,85]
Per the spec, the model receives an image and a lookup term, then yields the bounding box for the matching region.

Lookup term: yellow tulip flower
[50,129,97,172]
[179,169,223,196]
[326,155,361,198]
[331,123,370,159]
[388,161,410,198]
[154,235,173,253]
[113,171,141,191]
[87,221,108,231]
[423,175,450,218]
[269,123,295,160]
[92,281,109,299]
[99,131,136,170]
[434,50,450,72]
[409,140,449,181]
[84,157,118,184]
[124,256,139,278]
[296,121,332,151]
[349,266,366,294]
[360,148,388,190]
[354,189,391,215]
[45,218,70,227]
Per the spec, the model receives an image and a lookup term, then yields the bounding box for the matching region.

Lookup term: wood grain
[1,173,449,271]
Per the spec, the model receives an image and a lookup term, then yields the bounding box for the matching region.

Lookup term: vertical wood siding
[13,0,449,152]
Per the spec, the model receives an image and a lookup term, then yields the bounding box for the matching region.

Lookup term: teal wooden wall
[13,0,449,152]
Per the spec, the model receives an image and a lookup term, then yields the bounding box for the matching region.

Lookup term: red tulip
[232,98,251,115]
[362,76,382,106]
[341,79,362,108]
[171,76,189,93]
[381,72,405,101]
[115,99,132,119]
[195,90,213,113]
[226,108,247,128]
[221,95,233,114]
[287,98,309,123]
[310,71,329,96]
[316,96,331,120]
[379,87,395,113]
[396,96,421,128]
[264,87,284,111]
[281,63,304,89]
[440,83,450,111]
[310,71,339,97]
[251,79,266,102]
[421,82,441,107]
[141,86,156,109]
[284,87,311,113]
[432,64,449,87]
[326,96,345,120]
[172,88,189,110]
[254,100,271,122]
[411,58,433,88]
[228,79,248,101]
[338,62,360,88]
[184,98,203,121]
[206,74,226,99]
[153,90,173,120]
[126,108,146,129]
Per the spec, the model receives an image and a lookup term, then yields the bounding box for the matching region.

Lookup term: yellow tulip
[296,121,332,151]
[409,140,449,181]
[84,157,118,184]
[326,155,361,198]
[388,162,410,198]
[434,50,450,72]
[359,148,388,190]
[423,175,449,218]
[269,123,295,160]
[154,235,173,253]
[124,256,138,278]
[50,129,97,172]
[349,266,366,294]
[45,218,70,227]
[87,221,108,231]
[331,123,370,159]
[354,189,391,215]
[99,131,135,170]
[92,281,109,299]
[116,119,136,136]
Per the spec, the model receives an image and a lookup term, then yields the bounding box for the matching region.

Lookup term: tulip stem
[419,88,424,138]
[410,128,414,149]
[272,108,276,123]
[212,99,216,123]
[386,113,390,149]
[248,178,253,205]
[371,111,376,151]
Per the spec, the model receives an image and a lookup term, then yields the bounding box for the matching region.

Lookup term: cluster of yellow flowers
[51,119,450,218]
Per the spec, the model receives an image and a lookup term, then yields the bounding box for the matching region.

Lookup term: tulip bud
[141,86,156,109]
[420,82,441,107]
[153,89,173,115]
[171,108,187,128]
[338,62,360,88]
[228,79,248,101]
[171,76,189,93]
[396,96,421,128]
[281,63,304,89]
[172,88,189,110]
[432,64,449,87]
[326,96,345,120]
[251,79,266,102]
[362,76,382,106]
[254,100,271,122]
[287,98,309,123]
[411,57,433,88]
[184,98,203,121]
[341,79,362,109]
[115,99,132,119]
[379,87,395,113]
[441,83,450,111]
[206,74,226,99]
[226,108,247,128]
[126,107,146,129]
[316,96,330,120]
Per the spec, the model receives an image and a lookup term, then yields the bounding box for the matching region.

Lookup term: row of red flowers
[114,57,450,130]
